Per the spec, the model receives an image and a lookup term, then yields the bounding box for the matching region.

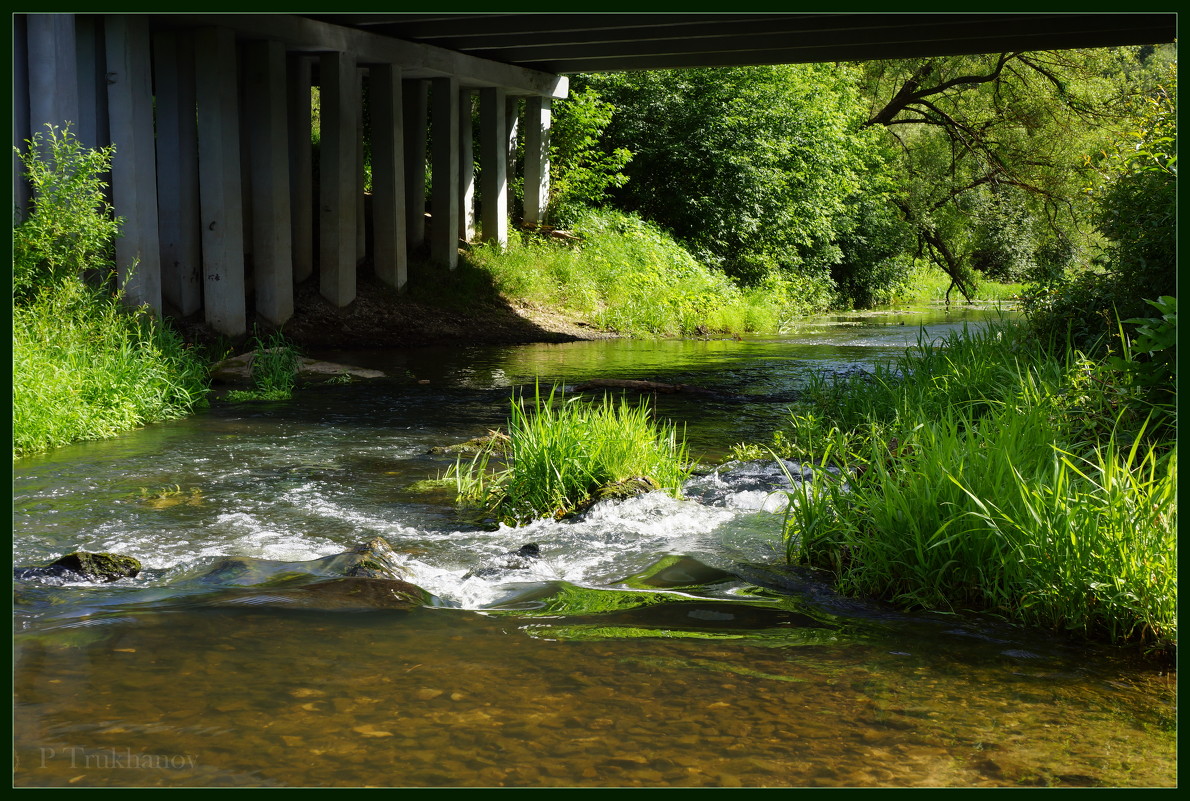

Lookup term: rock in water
[464,543,542,579]
[37,551,142,582]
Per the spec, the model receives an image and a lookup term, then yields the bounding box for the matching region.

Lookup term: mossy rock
[429,430,511,455]
[45,551,142,582]
[594,475,661,502]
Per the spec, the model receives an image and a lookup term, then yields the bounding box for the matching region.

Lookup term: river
[12,304,1176,787]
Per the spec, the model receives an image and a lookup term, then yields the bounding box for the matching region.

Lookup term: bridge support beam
[430,76,460,268]
[458,90,476,243]
[523,96,551,226]
[287,54,314,284]
[319,51,359,306]
[506,95,520,220]
[479,87,508,247]
[104,14,161,312]
[370,63,408,291]
[194,26,246,336]
[244,39,294,327]
[153,29,202,317]
[402,79,428,252]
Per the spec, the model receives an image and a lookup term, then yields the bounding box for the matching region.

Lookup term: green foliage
[547,86,633,224]
[583,65,875,287]
[13,279,209,457]
[225,330,301,402]
[449,384,691,525]
[466,206,833,337]
[1022,62,1176,350]
[860,49,1160,300]
[13,124,122,304]
[758,322,1176,651]
[12,127,208,457]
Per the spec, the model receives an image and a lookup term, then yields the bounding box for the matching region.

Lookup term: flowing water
[12,304,1176,787]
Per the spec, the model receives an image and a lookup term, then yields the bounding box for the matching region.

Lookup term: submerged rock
[464,543,542,580]
[205,576,430,611]
[16,551,142,583]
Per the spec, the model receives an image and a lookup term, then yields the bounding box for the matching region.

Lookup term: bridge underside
[13,13,1176,337]
[14,13,566,336]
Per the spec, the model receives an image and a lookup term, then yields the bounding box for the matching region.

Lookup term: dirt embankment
[171,267,618,353]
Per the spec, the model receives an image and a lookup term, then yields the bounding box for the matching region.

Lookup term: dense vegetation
[450,384,691,525]
[12,126,208,458]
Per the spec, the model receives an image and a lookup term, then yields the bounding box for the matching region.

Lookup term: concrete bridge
[13,13,1176,337]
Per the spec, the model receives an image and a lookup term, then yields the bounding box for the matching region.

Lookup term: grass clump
[13,125,208,458]
[224,330,301,402]
[466,206,833,337]
[749,321,1175,653]
[450,384,692,525]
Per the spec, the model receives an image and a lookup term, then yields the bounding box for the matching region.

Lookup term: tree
[581,64,880,287]
[860,49,1151,301]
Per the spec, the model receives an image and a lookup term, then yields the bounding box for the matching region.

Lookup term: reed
[225,330,301,402]
[451,383,691,525]
[775,321,1176,652]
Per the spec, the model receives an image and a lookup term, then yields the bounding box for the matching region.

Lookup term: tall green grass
[12,124,208,458]
[466,207,834,336]
[225,330,301,402]
[13,279,209,457]
[763,322,1176,652]
[450,384,692,525]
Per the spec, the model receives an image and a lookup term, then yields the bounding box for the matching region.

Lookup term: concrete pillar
[74,16,109,154]
[505,94,520,220]
[27,14,80,142]
[458,89,476,243]
[153,30,203,317]
[244,39,294,327]
[194,26,247,336]
[430,76,460,268]
[402,79,428,251]
[356,67,367,264]
[104,15,161,312]
[479,86,508,247]
[523,96,551,226]
[318,51,358,306]
[13,15,31,218]
[287,54,314,283]
[369,63,407,291]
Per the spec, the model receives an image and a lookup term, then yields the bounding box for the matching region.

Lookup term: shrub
[13,124,121,304]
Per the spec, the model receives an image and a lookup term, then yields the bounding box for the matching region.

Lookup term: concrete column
[153,30,203,317]
[479,86,508,247]
[74,15,109,154]
[244,39,294,327]
[458,89,476,243]
[194,26,247,336]
[505,94,520,219]
[523,96,551,226]
[318,51,358,306]
[13,15,31,218]
[402,79,428,251]
[104,14,161,312]
[430,76,460,268]
[369,63,407,291]
[27,14,80,141]
[287,54,313,283]
[356,67,367,264]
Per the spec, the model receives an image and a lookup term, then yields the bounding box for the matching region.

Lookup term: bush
[13,124,121,304]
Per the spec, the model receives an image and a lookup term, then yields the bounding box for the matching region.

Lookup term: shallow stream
[12,304,1176,787]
